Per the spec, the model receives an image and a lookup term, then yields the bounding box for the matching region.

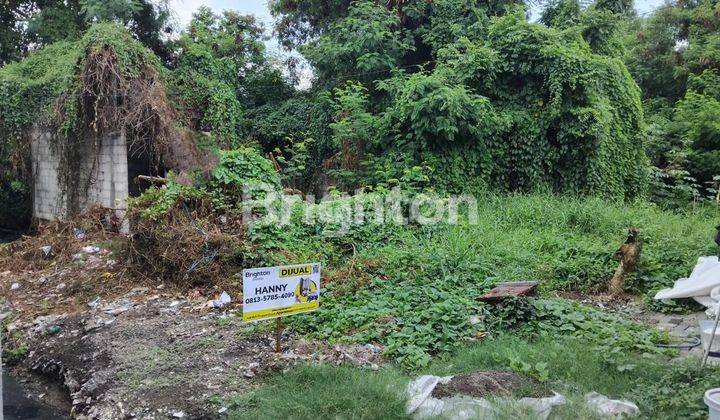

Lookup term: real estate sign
[242,263,321,322]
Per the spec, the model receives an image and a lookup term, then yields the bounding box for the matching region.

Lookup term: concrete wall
[31,129,129,226]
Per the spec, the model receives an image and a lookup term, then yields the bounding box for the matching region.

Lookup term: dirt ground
[1,236,383,419]
[432,371,547,399]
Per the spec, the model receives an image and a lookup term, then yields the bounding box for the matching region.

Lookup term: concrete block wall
[31,129,129,227]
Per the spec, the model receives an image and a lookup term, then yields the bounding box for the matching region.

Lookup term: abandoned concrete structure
[31,129,130,226]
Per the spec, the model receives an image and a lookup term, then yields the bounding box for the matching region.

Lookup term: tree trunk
[609,228,641,296]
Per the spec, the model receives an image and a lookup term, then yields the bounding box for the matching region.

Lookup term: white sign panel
[242,263,321,322]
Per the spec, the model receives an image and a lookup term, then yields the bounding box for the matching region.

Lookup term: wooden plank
[478,281,538,303]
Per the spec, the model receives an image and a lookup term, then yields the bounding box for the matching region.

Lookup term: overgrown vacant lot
[231,335,720,419]
[277,194,717,365]
[2,192,719,418]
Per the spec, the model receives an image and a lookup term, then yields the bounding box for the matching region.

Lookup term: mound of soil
[432,371,547,399]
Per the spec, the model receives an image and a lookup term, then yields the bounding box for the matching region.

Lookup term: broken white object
[407,375,450,414]
[518,392,567,420]
[704,388,720,420]
[585,392,639,417]
[212,291,232,308]
[40,245,52,257]
[416,395,496,420]
[82,246,101,254]
[655,256,720,300]
[10,282,20,291]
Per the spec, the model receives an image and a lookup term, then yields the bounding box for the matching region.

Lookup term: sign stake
[275,317,282,353]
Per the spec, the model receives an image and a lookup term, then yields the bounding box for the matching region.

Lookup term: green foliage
[1,0,172,65]
[284,193,716,368]
[302,0,414,86]
[540,0,581,29]
[169,7,271,147]
[230,364,410,420]
[430,335,720,418]
[128,179,210,222]
[625,0,720,207]
[526,298,669,356]
[246,92,335,193]
[211,147,281,198]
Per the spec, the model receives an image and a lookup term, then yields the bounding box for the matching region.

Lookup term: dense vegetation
[5,0,719,228]
[3,0,720,416]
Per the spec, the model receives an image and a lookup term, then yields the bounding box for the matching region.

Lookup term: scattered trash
[10,282,20,290]
[217,407,228,414]
[88,297,102,310]
[32,314,64,333]
[407,373,566,420]
[40,245,53,258]
[518,392,567,420]
[585,392,639,417]
[47,325,61,335]
[82,246,101,254]
[101,299,134,316]
[417,395,497,420]
[212,291,232,309]
[73,228,86,240]
[171,410,185,418]
[468,315,482,325]
[407,375,452,414]
[363,343,382,353]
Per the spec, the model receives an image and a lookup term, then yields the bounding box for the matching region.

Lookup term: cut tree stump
[609,228,641,296]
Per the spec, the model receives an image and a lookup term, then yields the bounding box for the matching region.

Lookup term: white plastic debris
[10,282,20,291]
[407,375,567,420]
[415,395,497,420]
[212,291,232,308]
[40,245,52,257]
[407,375,450,414]
[73,228,86,240]
[518,392,567,420]
[88,297,101,310]
[82,245,101,254]
[585,392,639,417]
[406,375,496,420]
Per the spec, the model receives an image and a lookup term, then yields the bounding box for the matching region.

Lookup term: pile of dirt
[432,371,548,399]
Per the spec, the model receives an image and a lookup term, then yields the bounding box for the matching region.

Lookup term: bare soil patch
[432,371,549,399]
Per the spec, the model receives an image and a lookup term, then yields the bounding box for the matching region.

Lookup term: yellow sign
[242,263,321,322]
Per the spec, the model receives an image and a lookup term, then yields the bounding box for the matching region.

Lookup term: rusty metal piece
[478,281,538,303]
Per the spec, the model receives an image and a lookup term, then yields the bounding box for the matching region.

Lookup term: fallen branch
[135,175,167,185]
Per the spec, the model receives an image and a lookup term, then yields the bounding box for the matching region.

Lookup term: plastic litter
[585,392,639,417]
[518,392,567,420]
[73,228,86,240]
[82,246,101,254]
[406,375,566,420]
[407,375,451,414]
[40,245,52,258]
[212,291,232,308]
[655,256,720,303]
[10,282,20,290]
